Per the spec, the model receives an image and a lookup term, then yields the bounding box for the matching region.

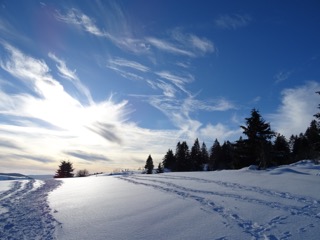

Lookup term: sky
[0,0,319,174]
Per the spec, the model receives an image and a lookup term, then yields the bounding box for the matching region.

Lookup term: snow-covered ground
[1,161,320,240]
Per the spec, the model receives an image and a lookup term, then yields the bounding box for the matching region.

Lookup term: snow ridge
[0,179,62,240]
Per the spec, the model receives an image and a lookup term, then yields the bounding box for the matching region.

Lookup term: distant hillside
[0,173,32,180]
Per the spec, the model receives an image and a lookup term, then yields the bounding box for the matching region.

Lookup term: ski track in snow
[119,174,320,240]
[0,179,62,240]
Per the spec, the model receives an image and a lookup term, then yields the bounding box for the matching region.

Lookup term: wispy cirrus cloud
[147,94,235,138]
[48,52,93,105]
[0,43,130,167]
[147,80,176,98]
[189,34,214,54]
[147,37,195,57]
[0,43,192,173]
[56,8,149,54]
[64,150,110,162]
[108,57,149,72]
[56,8,106,37]
[55,6,215,59]
[274,70,293,84]
[147,31,214,58]
[52,5,236,149]
[156,71,194,95]
[215,14,251,29]
[170,29,215,55]
[107,64,145,82]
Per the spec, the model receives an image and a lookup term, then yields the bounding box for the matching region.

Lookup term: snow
[0,178,61,239]
[1,161,320,239]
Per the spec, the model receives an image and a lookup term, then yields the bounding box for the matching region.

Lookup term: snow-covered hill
[1,161,320,239]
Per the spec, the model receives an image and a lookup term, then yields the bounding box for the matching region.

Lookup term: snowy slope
[1,161,320,240]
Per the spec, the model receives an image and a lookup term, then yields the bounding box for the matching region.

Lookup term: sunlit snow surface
[1,161,320,240]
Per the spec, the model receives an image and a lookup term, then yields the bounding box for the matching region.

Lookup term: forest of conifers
[157,92,320,172]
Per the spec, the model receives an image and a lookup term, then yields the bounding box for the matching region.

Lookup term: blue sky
[0,0,319,174]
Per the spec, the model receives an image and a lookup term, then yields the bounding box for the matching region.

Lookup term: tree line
[145,92,320,173]
[55,92,320,177]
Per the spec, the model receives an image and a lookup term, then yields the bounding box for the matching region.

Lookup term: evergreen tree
[240,108,275,169]
[272,134,291,166]
[157,162,164,173]
[190,138,202,171]
[305,120,320,159]
[314,91,320,121]
[162,149,176,171]
[208,139,222,170]
[220,141,234,170]
[291,133,310,162]
[175,141,191,171]
[201,142,209,170]
[54,160,74,178]
[145,155,154,174]
[233,137,251,169]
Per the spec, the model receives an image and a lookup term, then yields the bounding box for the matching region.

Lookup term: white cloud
[108,57,149,72]
[251,96,261,104]
[269,81,320,137]
[189,34,214,54]
[215,14,251,30]
[147,30,214,57]
[56,8,106,37]
[199,123,242,143]
[146,94,235,142]
[147,37,195,57]
[56,8,150,54]
[170,29,214,55]
[0,43,191,173]
[274,70,293,84]
[147,80,176,98]
[107,64,145,82]
[176,61,190,69]
[55,7,215,59]
[156,71,194,84]
[156,71,194,95]
[48,53,93,105]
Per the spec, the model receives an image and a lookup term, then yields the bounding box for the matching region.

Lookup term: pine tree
[304,120,320,160]
[145,155,154,174]
[208,139,221,170]
[291,133,309,162]
[220,141,234,170]
[175,141,190,171]
[233,137,251,169]
[201,142,209,170]
[162,149,176,171]
[240,108,275,169]
[314,91,320,121]
[157,162,164,173]
[54,160,74,178]
[272,134,291,166]
[190,138,202,171]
